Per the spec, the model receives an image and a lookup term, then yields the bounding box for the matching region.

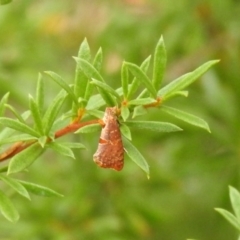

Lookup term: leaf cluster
[0,36,218,222]
[215,187,240,239]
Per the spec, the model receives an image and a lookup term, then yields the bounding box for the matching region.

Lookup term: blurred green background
[1,0,240,239]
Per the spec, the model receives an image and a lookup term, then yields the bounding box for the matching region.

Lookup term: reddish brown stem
[0,119,101,162]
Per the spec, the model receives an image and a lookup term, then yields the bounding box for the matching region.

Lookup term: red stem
[0,119,101,162]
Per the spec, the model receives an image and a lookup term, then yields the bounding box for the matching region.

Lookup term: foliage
[0,35,217,222]
[216,187,240,240]
[1,1,240,240]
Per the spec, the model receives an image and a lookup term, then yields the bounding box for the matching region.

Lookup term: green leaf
[43,90,66,135]
[91,78,121,101]
[78,48,103,110]
[128,97,156,106]
[132,105,147,118]
[152,36,167,90]
[74,57,105,82]
[121,105,130,121]
[75,124,101,134]
[4,104,25,123]
[77,38,91,61]
[38,136,48,148]
[73,39,91,109]
[123,137,149,177]
[44,71,78,104]
[215,208,240,231]
[125,62,157,97]
[0,111,31,142]
[93,47,103,71]
[36,73,44,115]
[0,92,10,117]
[137,88,148,99]
[60,142,86,149]
[158,60,219,98]
[87,109,104,119]
[87,94,105,110]
[0,175,30,200]
[230,186,240,220]
[164,90,189,100]
[74,56,116,104]
[161,105,210,132]
[48,142,75,159]
[120,124,132,140]
[0,134,37,145]
[128,55,151,99]
[8,143,44,174]
[0,118,40,137]
[0,190,19,222]
[29,95,44,135]
[17,180,63,198]
[125,121,182,132]
[121,63,129,99]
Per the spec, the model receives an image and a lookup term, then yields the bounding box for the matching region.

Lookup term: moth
[93,107,124,171]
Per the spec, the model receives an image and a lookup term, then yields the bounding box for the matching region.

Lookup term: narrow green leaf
[44,71,78,104]
[87,109,104,119]
[78,48,103,106]
[91,78,121,101]
[8,143,44,174]
[29,95,44,135]
[0,175,30,200]
[43,90,66,135]
[125,121,182,132]
[123,137,149,177]
[77,38,91,61]
[230,186,240,220]
[128,98,156,106]
[0,92,10,117]
[38,136,48,148]
[158,60,219,98]
[83,80,94,104]
[4,104,25,123]
[72,38,91,112]
[75,124,101,134]
[215,208,240,231]
[125,62,157,97]
[121,105,130,121]
[74,57,105,82]
[161,105,211,132]
[128,56,151,98]
[0,118,40,137]
[60,142,86,149]
[48,142,75,159]
[18,180,63,197]
[152,36,167,90]
[0,111,30,142]
[93,47,103,71]
[121,63,129,99]
[36,73,44,115]
[74,57,117,105]
[164,90,189,101]
[137,88,148,99]
[0,134,37,145]
[0,190,19,222]
[120,124,132,140]
[132,105,147,118]
[87,94,105,110]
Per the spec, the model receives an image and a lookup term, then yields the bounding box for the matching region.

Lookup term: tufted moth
[93,107,124,171]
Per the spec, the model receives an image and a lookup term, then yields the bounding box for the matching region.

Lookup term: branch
[0,119,100,162]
